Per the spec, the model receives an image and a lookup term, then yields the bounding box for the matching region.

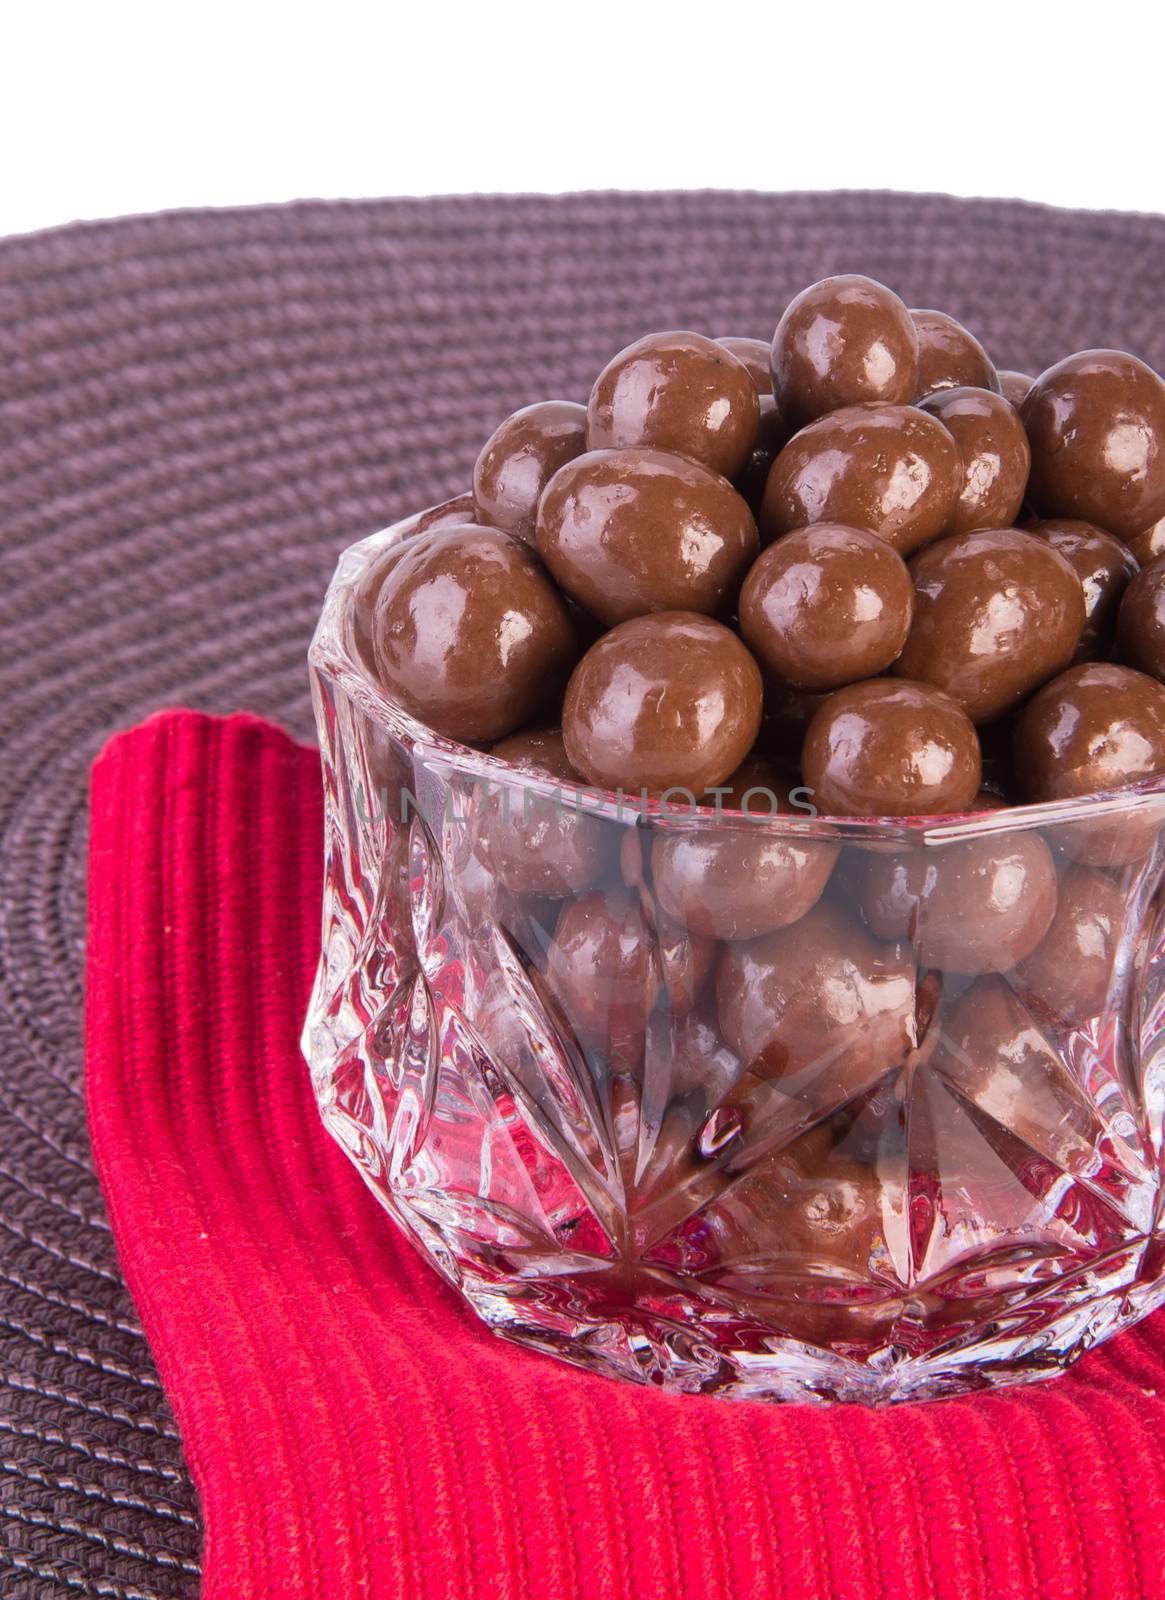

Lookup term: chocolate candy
[473,401,587,544]
[760,403,962,555]
[997,370,1035,408]
[918,387,1030,536]
[1030,519,1138,662]
[1013,663,1165,864]
[893,529,1085,723]
[651,767,839,940]
[1014,662,1165,799]
[1130,516,1165,568]
[859,830,1058,975]
[478,729,607,897]
[1015,864,1124,1023]
[715,336,773,396]
[372,525,577,742]
[801,679,982,817]
[771,275,919,425]
[586,330,760,479]
[1117,556,1165,681]
[562,612,763,794]
[739,523,913,691]
[543,887,658,1070]
[536,448,758,625]
[716,900,917,1091]
[911,309,1000,396]
[1022,350,1165,540]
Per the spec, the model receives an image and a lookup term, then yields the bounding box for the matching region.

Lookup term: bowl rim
[311,504,1165,844]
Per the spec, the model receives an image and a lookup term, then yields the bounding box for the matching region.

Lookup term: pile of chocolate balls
[360,273,1165,829]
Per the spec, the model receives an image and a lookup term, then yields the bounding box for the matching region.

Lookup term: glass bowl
[303,499,1165,1405]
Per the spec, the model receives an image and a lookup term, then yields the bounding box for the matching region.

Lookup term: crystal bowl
[303,500,1165,1404]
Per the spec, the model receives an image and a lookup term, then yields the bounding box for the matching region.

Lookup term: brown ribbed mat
[3,190,1165,1599]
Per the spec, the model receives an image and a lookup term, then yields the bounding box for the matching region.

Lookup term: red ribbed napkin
[86,710,1165,1599]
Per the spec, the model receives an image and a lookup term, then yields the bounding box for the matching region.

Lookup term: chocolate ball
[536,448,758,626]
[716,901,917,1092]
[715,336,773,396]
[1117,556,1165,681]
[651,771,839,940]
[563,612,763,794]
[893,529,1085,723]
[771,275,919,426]
[1030,519,1138,662]
[859,830,1058,975]
[478,728,607,897]
[371,525,577,742]
[1015,864,1124,1024]
[472,400,587,544]
[739,523,913,691]
[1013,663,1165,864]
[910,308,1000,397]
[1014,662,1165,799]
[586,330,761,479]
[706,1140,907,1308]
[1130,515,1165,568]
[1022,350,1165,540]
[760,403,962,556]
[997,370,1035,408]
[918,387,1031,536]
[801,679,982,818]
[543,887,658,1071]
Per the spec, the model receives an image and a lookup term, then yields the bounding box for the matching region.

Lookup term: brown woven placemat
[3,190,1165,1599]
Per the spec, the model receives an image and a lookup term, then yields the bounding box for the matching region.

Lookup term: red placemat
[85,708,1165,1599]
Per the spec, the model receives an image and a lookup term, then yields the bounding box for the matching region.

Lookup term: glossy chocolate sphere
[911,309,1000,397]
[478,729,607,897]
[1022,350,1165,540]
[652,770,839,940]
[1014,663,1165,800]
[372,525,577,742]
[1130,516,1165,568]
[1030,519,1138,662]
[562,612,763,794]
[543,887,658,1070]
[715,336,773,396]
[716,901,917,1090]
[893,529,1085,723]
[760,403,962,555]
[859,829,1058,975]
[771,275,919,425]
[536,448,758,625]
[586,330,760,479]
[1013,663,1165,865]
[472,400,587,544]
[1117,557,1165,681]
[997,370,1035,408]
[739,523,913,691]
[918,387,1030,535]
[1016,864,1124,1024]
[802,678,981,818]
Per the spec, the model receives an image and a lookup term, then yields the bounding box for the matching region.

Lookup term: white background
[4,0,1164,238]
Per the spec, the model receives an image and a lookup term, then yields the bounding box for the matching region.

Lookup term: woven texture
[87,709,1165,1600]
[4,191,1165,1598]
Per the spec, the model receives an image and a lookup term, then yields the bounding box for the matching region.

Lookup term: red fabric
[86,709,1165,1600]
